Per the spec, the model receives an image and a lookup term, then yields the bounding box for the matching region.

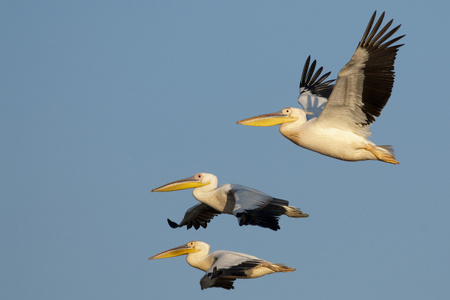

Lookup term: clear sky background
[1,1,449,299]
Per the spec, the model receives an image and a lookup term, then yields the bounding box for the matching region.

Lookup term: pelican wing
[200,271,236,290]
[226,184,272,212]
[298,56,335,119]
[227,184,289,231]
[167,203,219,230]
[317,11,404,136]
[200,250,263,289]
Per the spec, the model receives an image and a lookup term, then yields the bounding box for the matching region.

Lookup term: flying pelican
[151,172,308,231]
[237,11,404,164]
[149,240,295,290]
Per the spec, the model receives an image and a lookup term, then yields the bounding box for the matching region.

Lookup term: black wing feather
[357,11,405,125]
[299,55,335,98]
[236,198,289,231]
[200,260,262,290]
[167,203,219,230]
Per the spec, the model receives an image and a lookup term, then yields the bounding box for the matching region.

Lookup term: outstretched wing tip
[318,11,404,131]
[299,56,335,100]
[167,218,180,228]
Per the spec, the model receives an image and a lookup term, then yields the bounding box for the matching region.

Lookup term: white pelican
[151,172,308,231]
[237,12,404,164]
[149,240,295,290]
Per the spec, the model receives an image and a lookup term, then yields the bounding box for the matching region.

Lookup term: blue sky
[1,1,450,299]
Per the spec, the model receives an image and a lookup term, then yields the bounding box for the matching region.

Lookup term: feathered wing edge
[234,197,308,231]
[200,260,261,290]
[299,55,335,99]
[199,259,295,289]
[167,203,219,230]
[357,11,405,125]
[298,56,335,118]
[317,11,404,134]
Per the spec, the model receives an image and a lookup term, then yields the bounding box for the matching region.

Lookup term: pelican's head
[237,107,309,127]
[152,173,216,192]
[149,241,207,260]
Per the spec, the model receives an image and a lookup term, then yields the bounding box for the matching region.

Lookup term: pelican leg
[365,144,399,164]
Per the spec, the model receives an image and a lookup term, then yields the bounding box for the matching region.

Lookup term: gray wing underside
[167,203,219,230]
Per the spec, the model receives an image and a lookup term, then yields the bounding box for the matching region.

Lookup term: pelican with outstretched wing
[152,172,308,231]
[238,11,404,164]
[149,241,295,290]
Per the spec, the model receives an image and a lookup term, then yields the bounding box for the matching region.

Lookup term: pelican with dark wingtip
[152,172,308,231]
[238,11,404,164]
[149,241,295,290]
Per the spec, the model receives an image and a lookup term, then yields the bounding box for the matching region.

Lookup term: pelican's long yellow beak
[237,111,297,127]
[152,176,209,192]
[149,243,199,260]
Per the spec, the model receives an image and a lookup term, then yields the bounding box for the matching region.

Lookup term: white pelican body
[237,12,404,164]
[152,172,308,231]
[279,110,393,162]
[149,241,295,290]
